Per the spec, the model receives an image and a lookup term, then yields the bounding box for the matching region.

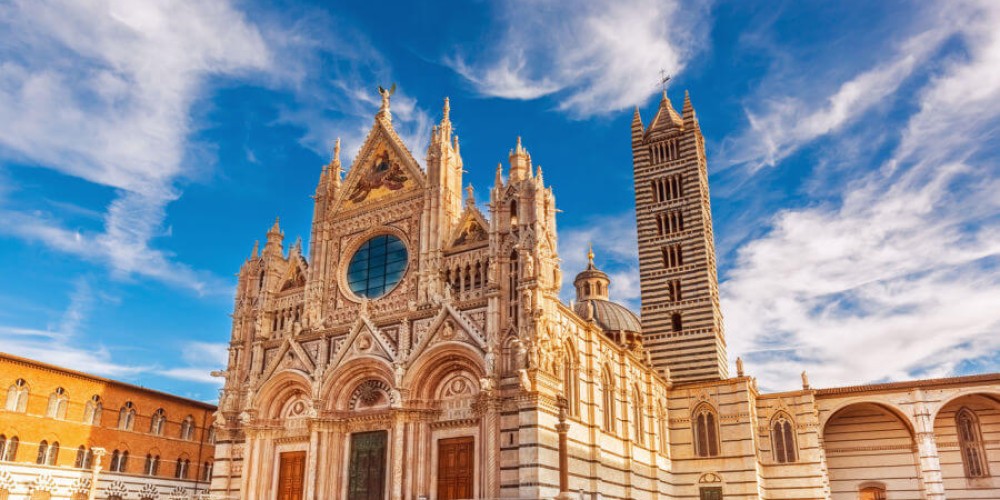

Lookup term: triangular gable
[449,205,490,249]
[408,304,487,362]
[260,337,316,382]
[279,256,308,291]
[329,315,397,371]
[335,118,426,212]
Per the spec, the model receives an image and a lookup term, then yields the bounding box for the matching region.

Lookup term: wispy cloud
[722,1,1000,390]
[446,0,710,117]
[0,0,270,294]
[156,341,228,385]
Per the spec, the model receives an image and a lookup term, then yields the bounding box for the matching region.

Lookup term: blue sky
[1,0,999,400]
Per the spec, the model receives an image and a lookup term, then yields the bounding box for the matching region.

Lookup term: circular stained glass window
[346,234,408,299]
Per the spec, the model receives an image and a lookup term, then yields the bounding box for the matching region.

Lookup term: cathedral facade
[210,89,1000,500]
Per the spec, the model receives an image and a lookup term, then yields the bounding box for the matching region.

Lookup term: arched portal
[823,402,921,499]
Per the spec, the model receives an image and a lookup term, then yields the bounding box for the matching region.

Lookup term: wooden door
[347,431,388,500]
[860,488,886,500]
[437,437,474,500]
[277,451,306,500]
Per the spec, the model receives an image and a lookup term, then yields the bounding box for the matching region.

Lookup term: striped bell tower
[631,90,729,382]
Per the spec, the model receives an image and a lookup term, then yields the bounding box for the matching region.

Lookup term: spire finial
[251,240,260,259]
[334,137,341,161]
[465,184,474,206]
[587,243,595,265]
[443,97,450,121]
[269,216,281,234]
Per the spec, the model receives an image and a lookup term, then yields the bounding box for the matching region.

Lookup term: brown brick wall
[0,352,216,480]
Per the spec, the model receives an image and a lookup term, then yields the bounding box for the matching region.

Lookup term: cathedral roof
[574,299,642,334]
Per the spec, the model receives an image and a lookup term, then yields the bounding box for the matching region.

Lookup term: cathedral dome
[573,246,643,339]
[574,299,642,334]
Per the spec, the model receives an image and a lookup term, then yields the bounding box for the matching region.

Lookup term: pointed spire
[251,240,260,259]
[268,217,282,236]
[682,89,698,129]
[535,164,544,185]
[465,184,475,207]
[587,243,595,267]
[453,135,460,155]
[443,97,450,122]
[494,162,503,187]
[632,105,645,142]
[657,91,683,127]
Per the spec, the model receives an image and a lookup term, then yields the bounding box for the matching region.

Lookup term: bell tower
[632,91,728,382]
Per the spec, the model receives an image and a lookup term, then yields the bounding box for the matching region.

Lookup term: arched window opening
[509,200,518,226]
[118,402,136,431]
[0,436,18,461]
[208,427,216,445]
[672,313,682,332]
[150,408,166,435]
[180,415,195,440]
[202,461,214,481]
[74,446,90,468]
[5,378,29,412]
[956,408,989,478]
[601,367,616,433]
[83,395,102,425]
[35,441,47,465]
[771,413,797,463]
[145,454,160,476]
[562,343,579,417]
[632,385,645,445]
[175,457,190,479]
[692,404,720,457]
[46,387,68,419]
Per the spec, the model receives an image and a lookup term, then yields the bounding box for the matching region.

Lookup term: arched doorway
[823,402,921,499]
[933,393,1000,495]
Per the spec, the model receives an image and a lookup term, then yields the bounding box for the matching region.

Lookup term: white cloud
[0,0,270,293]
[447,0,709,117]
[722,1,1000,390]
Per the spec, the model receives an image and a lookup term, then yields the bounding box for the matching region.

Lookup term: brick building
[0,352,216,499]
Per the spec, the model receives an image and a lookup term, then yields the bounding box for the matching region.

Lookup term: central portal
[436,436,474,500]
[347,430,388,500]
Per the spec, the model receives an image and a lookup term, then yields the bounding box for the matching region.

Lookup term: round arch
[321,356,395,411]
[253,369,312,420]
[405,342,485,401]
[930,389,1000,422]
[819,398,916,435]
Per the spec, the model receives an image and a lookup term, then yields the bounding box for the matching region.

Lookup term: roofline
[0,351,218,411]
[814,372,1000,397]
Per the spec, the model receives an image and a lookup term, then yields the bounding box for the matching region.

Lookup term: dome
[574,299,642,334]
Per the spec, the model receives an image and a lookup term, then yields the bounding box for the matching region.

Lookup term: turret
[508,137,531,182]
[264,217,284,257]
[574,245,610,302]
